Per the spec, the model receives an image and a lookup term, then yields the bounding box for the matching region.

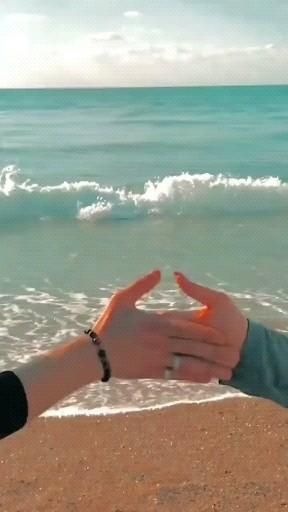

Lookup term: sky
[1,0,288,88]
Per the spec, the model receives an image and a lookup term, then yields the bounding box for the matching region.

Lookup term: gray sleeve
[222,320,288,407]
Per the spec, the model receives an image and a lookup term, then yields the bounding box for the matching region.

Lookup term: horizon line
[1,83,288,91]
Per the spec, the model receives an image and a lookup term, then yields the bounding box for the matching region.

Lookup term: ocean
[0,85,287,416]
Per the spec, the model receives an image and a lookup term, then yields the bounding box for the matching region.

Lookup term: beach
[1,86,288,510]
[1,398,288,511]
[1,8,288,508]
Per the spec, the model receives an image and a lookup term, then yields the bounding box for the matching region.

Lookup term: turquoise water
[0,86,287,415]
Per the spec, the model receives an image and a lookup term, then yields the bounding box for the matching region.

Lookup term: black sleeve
[0,371,28,439]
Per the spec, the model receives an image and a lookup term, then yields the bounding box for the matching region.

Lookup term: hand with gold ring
[161,272,249,382]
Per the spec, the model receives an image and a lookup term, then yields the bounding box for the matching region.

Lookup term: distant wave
[1,165,288,224]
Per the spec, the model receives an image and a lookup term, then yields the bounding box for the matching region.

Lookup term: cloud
[88,32,125,43]
[119,42,277,65]
[0,15,287,89]
[4,13,48,24]
[123,11,142,19]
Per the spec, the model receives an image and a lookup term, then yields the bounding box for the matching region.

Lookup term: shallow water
[1,86,287,415]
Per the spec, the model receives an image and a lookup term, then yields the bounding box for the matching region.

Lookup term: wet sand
[1,398,288,511]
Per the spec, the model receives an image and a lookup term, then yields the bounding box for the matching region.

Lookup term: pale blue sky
[1,0,288,87]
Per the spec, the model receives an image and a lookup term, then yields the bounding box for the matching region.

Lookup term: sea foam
[0,165,287,224]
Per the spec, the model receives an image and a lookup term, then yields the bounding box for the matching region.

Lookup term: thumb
[122,270,161,305]
[174,272,220,307]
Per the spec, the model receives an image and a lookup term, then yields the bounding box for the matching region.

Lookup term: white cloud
[123,11,142,19]
[4,13,48,24]
[1,1,288,88]
[0,18,287,88]
[119,42,277,64]
[88,32,125,43]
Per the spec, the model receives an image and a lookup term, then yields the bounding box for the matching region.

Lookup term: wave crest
[1,165,287,224]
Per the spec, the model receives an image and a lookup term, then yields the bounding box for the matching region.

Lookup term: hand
[94,270,179,380]
[161,272,249,382]
[93,270,234,381]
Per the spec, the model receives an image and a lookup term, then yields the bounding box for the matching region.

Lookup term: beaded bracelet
[84,328,112,382]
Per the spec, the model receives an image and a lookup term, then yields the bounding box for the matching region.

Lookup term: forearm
[14,334,102,423]
[224,320,288,407]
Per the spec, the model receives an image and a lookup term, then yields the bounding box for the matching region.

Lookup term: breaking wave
[1,165,288,224]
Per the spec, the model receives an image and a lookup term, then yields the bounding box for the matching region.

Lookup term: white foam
[1,164,288,224]
[76,172,288,221]
[0,166,114,196]
[0,166,18,196]
[42,391,247,418]
[77,201,113,220]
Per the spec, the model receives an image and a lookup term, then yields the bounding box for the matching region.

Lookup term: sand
[1,398,288,511]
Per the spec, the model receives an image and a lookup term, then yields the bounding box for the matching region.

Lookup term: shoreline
[42,391,247,418]
[2,398,288,511]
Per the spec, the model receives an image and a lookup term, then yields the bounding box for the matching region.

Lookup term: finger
[159,310,200,322]
[120,270,161,305]
[171,356,233,382]
[165,318,226,345]
[174,272,223,307]
[168,339,240,368]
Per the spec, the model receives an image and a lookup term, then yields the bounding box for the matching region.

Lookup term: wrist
[76,334,103,384]
[14,334,104,422]
[92,322,121,379]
